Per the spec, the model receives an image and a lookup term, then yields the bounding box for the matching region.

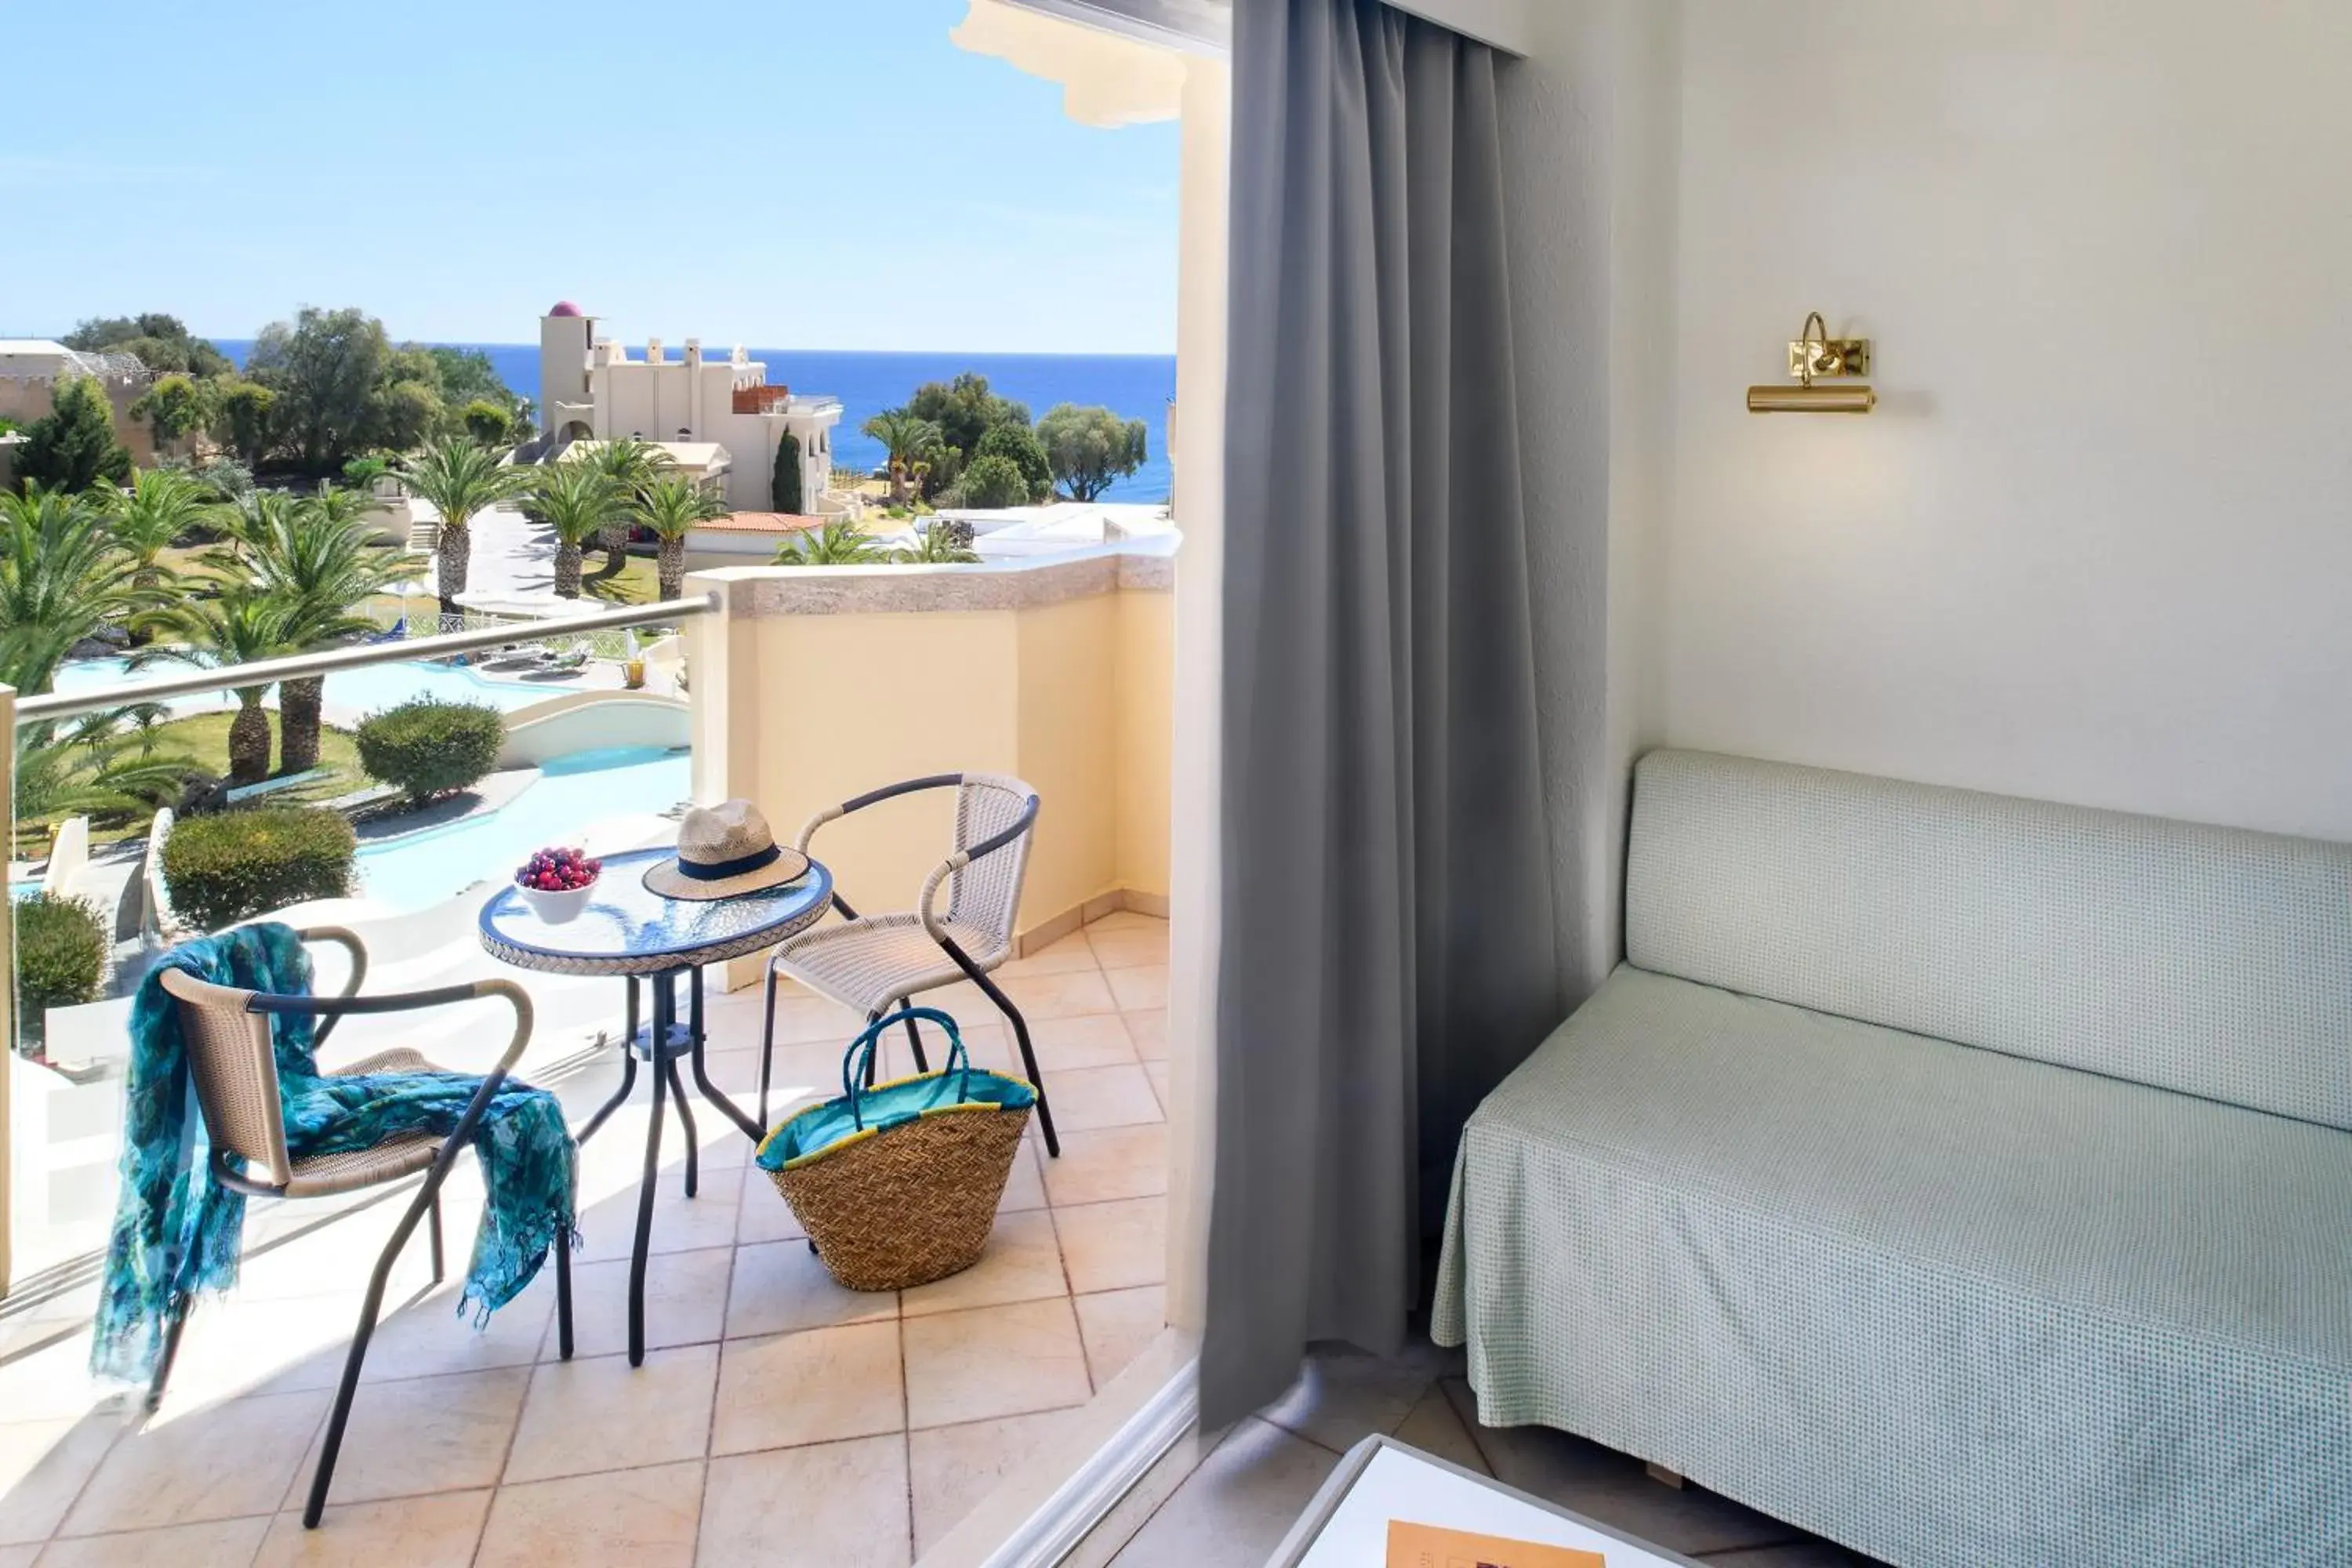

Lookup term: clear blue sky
[0,0,1179,354]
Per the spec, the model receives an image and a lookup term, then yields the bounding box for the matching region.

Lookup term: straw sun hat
[641,799,811,900]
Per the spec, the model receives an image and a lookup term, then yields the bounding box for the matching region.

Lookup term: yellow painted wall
[1015,593,1120,925]
[1114,589,1174,898]
[684,569,1172,982]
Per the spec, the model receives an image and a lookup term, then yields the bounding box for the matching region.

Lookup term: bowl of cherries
[515,846,602,924]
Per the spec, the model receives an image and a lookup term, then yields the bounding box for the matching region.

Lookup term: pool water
[50,655,561,718]
[354,746,691,909]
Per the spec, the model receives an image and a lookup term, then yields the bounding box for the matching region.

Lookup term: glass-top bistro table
[478,844,835,1365]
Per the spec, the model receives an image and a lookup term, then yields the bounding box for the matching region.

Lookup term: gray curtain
[1201,0,1564,1428]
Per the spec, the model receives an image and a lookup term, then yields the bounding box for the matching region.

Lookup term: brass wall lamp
[1748,312,1875,413]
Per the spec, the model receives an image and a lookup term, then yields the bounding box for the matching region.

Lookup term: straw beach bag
[755,1007,1036,1292]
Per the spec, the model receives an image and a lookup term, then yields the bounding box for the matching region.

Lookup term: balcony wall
[684,546,1174,982]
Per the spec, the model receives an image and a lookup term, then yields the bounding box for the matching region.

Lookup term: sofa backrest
[1624,749,2352,1130]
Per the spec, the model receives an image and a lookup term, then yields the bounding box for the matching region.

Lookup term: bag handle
[840,1007,971,1131]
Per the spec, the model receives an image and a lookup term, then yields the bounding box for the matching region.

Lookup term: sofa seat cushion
[1434,964,2352,1566]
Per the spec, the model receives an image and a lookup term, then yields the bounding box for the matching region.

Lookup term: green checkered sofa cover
[1434,750,2352,1566]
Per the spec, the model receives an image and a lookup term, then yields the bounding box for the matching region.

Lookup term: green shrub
[961,453,1028,510]
[17,893,108,1022]
[354,698,505,807]
[161,808,356,931]
[459,398,512,444]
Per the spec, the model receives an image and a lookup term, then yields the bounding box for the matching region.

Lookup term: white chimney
[646,336,664,365]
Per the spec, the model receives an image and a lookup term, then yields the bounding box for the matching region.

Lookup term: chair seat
[284,1131,442,1198]
[281,1048,448,1196]
[771,911,1007,1014]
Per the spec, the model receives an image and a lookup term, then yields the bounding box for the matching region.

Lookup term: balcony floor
[0,913,1171,1566]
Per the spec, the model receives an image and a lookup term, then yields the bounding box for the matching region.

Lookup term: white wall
[1661,0,2352,840]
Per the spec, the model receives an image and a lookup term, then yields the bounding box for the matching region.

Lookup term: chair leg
[304,1183,436,1528]
[554,1225,575,1361]
[427,1191,445,1286]
[975,973,1058,1157]
[864,1009,884,1087]
[145,1294,193,1414]
[897,997,929,1074]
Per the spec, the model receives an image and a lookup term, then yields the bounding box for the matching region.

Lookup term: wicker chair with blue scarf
[152,925,575,1529]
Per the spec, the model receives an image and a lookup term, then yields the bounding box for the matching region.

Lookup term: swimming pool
[49,655,561,718]
[354,744,691,909]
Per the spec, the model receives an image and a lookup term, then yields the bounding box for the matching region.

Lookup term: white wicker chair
[760,772,1058,1156]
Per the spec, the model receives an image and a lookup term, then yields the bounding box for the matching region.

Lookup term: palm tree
[860,411,944,506]
[220,488,416,771]
[776,519,892,566]
[395,437,532,617]
[891,518,981,564]
[135,586,299,784]
[0,485,145,695]
[633,477,729,601]
[578,438,673,575]
[95,468,216,588]
[14,713,198,851]
[524,463,622,598]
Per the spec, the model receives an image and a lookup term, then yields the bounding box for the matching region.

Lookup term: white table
[1269,1436,1704,1568]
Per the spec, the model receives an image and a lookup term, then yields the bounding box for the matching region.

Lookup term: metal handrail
[15,593,717,724]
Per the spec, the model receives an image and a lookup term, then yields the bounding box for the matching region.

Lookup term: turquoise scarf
[91,923,577,1383]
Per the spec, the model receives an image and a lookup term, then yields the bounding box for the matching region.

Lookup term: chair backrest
[157,967,296,1189]
[1625,748,2352,1130]
[946,774,1040,949]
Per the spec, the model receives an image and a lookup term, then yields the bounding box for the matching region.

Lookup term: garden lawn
[71,713,368,846]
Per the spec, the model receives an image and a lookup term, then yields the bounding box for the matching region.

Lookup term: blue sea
[212,340,1177,504]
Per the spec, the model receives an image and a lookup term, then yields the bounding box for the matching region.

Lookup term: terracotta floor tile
[1392,1383,1490,1475]
[38,1515,272,1567]
[998,934,1100,976]
[1074,1286,1166,1389]
[1258,1343,1440,1454]
[1104,965,1168,1013]
[504,1345,717,1483]
[1053,1197,1167,1295]
[1124,1009,1169,1062]
[1144,1060,1173,1108]
[1022,1014,1139,1073]
[1085,927,1168,971]
[473,1460,702,1568]
[574,1181,740,1265]
[1083,911,1163,934]
[1042,1124,1169,1207]
[699,1435,911,1567]
[998,1139,1048,1212]
[254,1487,491,1566]
[0,1417,118,1545]
[734,1167,805,1244]
[724,1241,895,1339]
[909,1409,1070,1555]
[993,971,1116,1020]
[558,1246,734,1358]
[901,1299,1091,1429]
[285,1366,528,1508]
[901,1210,1068,1318]
[356,1279,553,1385]
[710,1321,904,1455]
[1044,1065,1163,1132]
[63,1389,327,1535]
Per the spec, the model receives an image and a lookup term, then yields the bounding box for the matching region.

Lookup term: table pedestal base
[576,967,765,1366]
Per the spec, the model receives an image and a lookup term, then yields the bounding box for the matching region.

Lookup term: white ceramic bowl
[518,880,597,924]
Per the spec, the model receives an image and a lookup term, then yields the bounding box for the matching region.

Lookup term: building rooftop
[695,511,826,535]
[546,300,585,318]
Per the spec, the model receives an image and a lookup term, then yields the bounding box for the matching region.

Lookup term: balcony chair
[760,773,1060,1156]
[151,926,574,1528]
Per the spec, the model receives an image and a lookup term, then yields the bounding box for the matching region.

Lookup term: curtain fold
[1202,0,1564,1428]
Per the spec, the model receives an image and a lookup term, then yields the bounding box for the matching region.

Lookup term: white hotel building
[536,302,842,515]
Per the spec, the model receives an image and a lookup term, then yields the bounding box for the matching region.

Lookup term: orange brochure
[1386,1519,1607,1568]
